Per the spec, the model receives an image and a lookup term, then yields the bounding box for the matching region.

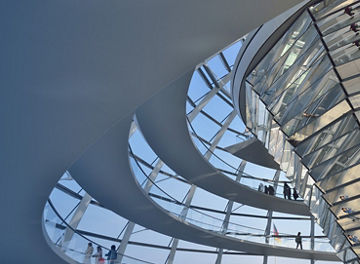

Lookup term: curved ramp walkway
[135,72,310,216]
[69,116,338,261]
[225,137,280,170]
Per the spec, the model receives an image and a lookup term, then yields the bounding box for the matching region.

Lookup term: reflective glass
[302,129,360,169]
[269,56,332,118]
[319,163,360,191]
[350,93,360,108]
[310,0,358,20]
[284,94,348,139]
[247,12,313,88]
[310,142,360,181]
[343,77,360,94]
[295,113,357,156]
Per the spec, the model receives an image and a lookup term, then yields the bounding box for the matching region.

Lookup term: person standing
[258,183,264,192]
[293,188,299,200]
[268,185,275,196]
[283,183,290,199]
[106,245,118,264]
[83,242,94,264]
[295,232,303,250]
[93,246,103,264]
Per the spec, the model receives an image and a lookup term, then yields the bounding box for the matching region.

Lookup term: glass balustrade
[43,201,156,264]
[129,147,334,251]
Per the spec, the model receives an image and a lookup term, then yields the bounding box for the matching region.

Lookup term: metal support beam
[215,161,246,264]
[263,170,280,264]
[117,159,164,263]
[310,215,315,264]
[167,184,197,264]
[116,221,136,262]
[144,160,164,192]
[61,192,92,250]
[168,70,236,263]
[219,52,232,73]
[203,62,233,100]
[204,110,237,160]
[187,85,221,122]
[168,108,235,264]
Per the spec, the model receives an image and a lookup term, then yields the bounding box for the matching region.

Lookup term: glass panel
[350,93,360,108]
[261,41,325,106]
[283,92,348,139]
[319,163,360,191]
[296,113,357,157]
[280,77,341,128]
[331,197,360,218]
[302,129,360,169]
[269,55,332,118]
[247,12,313,88]
[253,24,320,97]
[343,76,360,94]
[222,40,243,67]
[331,42,360,66]
[310,0,358,21]
[310,143,360,181]
[336,57,360,79]
[324,180,360,204]
[324,26,356,52]
[207,55,228,79]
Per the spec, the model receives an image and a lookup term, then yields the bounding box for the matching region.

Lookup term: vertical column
[310,215,315,264]
[167,105,236,264]
[263,170,280,264]
[167,184,197,264]
[117,160,164,263]
[215,161,246,264]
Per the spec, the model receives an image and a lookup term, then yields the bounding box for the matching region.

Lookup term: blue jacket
[105,249,117,260]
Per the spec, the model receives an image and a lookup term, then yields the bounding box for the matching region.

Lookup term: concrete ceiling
[1,1,304,263]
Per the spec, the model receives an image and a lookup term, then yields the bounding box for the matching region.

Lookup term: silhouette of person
[293,188,299,200]
[268,185,275,196]
[295,232,303,250]
[344,6,355,17]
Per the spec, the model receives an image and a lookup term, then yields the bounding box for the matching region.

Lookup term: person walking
[105,245,117,264]
[83,242,94,264]
[295,232,303,250]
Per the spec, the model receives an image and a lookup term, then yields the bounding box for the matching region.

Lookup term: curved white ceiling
[1,1,305,262]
